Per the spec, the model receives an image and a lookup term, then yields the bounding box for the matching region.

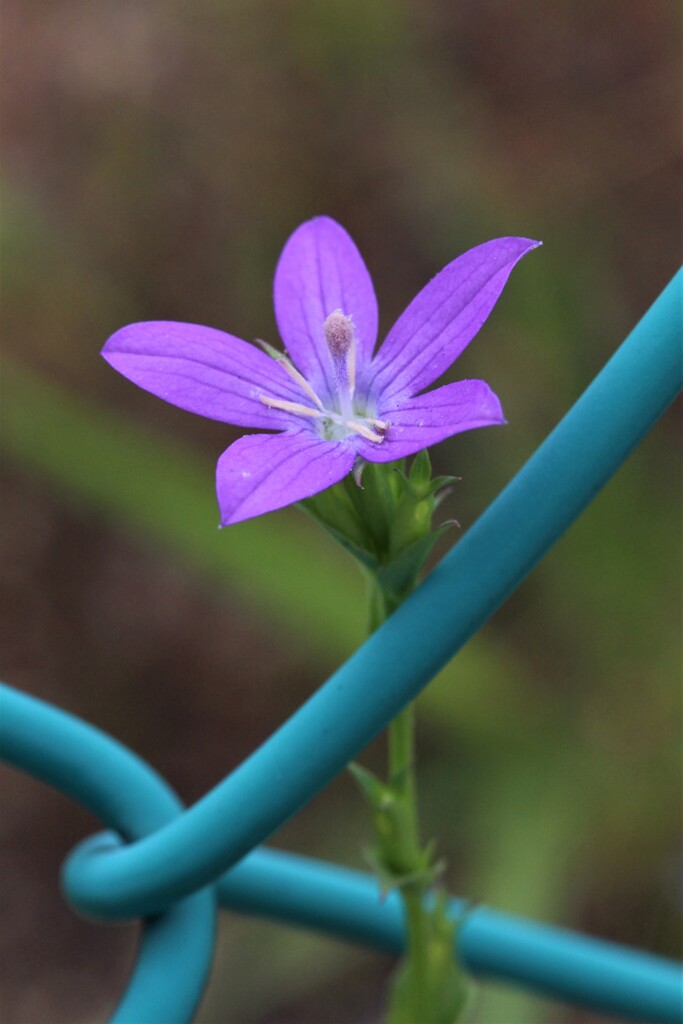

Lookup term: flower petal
[102,321,308,428]
[216,430,357,525]
[367,237,540,401]
[273,216,379,397]
[356,379,505,463]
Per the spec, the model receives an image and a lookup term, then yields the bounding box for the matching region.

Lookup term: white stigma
[323,309,355,358]
[323,309,356,419]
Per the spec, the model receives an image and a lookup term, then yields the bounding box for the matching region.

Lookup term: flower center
[257,311,389,443]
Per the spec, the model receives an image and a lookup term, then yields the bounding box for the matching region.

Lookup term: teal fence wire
[2,270,682,1023]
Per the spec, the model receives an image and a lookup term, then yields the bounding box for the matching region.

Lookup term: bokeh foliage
[1,2,681,1022]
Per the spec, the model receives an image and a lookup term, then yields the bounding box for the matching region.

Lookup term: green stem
[387,704,419,863]
[403,882,431,1020]
[388,703,414,782]
[370,578,439,1022]
[317,457,469,1021]
[388,702,433,1020]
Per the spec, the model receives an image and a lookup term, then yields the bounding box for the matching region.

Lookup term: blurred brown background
[1,2,681,1022]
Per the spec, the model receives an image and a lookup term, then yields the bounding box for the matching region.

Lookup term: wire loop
[0,684,217,1023]
[1,270,681,1023]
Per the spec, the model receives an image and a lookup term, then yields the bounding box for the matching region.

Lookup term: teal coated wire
[0,684,217,1024]
[2,683,681,1023]
[218,850,683,1024]
[61,269,682,923]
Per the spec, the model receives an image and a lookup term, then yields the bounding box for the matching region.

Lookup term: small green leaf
[360,844,404,896]
[429,474,459,496]
[299,488,380,569]
[409,449,433,495]
[348,761,394,809]
[376,524,453,600]
[305,514,380,571]
[361,844,440,896]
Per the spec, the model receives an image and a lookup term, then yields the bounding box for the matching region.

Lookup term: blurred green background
[1,2,681,1022]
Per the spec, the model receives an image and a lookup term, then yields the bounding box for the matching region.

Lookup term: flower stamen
[259,317,388,444]
[261,395,386,444]
[259,395,323,418]
[257,339,325,410]
[344,419,385,443]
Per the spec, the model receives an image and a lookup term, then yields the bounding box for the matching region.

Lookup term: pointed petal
[356,379,505,463]
[216,430,357,525]
[368,238,540,401]
[273,217,379,397]
[102,321,308,429]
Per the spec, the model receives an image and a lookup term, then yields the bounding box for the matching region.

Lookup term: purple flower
[102,218,539,525]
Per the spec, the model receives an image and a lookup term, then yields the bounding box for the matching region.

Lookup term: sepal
[300,486,380,567]
[303,451,459,606]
